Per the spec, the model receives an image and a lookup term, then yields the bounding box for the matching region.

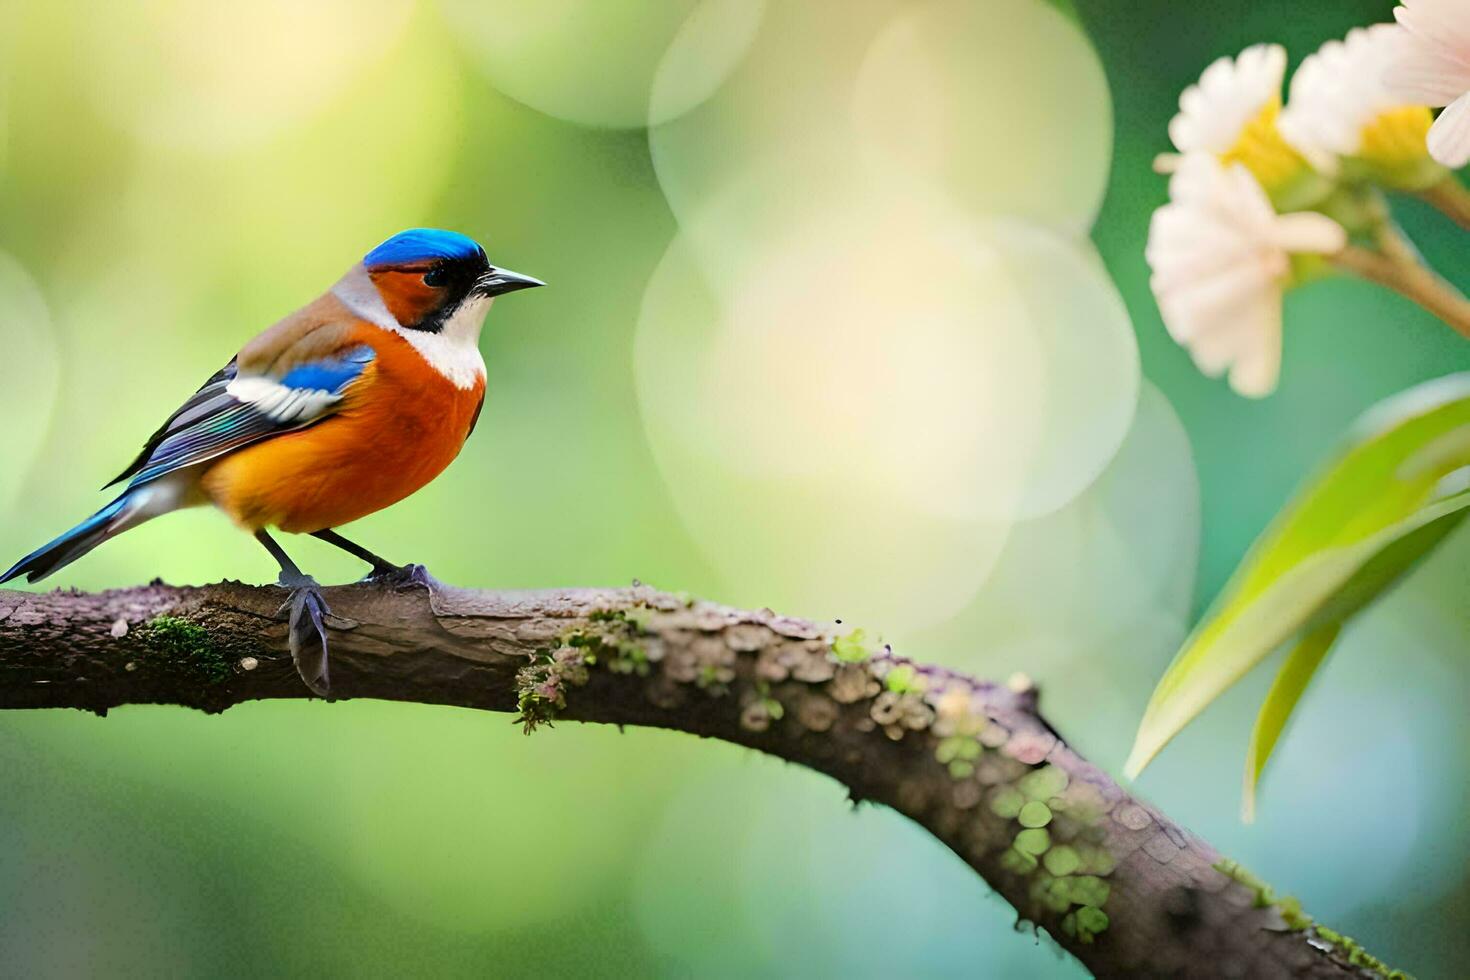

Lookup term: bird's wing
[106,321,376,490]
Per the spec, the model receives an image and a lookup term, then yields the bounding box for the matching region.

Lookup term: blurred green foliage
[0,0,1466,976]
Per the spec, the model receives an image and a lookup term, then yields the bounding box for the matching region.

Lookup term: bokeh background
[1,0,1466,976]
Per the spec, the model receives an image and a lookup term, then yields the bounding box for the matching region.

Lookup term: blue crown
[364,228,484,269]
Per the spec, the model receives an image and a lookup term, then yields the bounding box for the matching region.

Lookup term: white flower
[1169,45,1319,191]
[1147,155,1347,397]
[1281,24,1436,180]
[1170,44,1286,154]
[1385,0,1470,168]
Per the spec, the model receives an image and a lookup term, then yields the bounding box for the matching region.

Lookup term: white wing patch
[226,376,344,423]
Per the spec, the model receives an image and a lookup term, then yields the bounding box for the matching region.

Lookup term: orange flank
[200,323,485,533]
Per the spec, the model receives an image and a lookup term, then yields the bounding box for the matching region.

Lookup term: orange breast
[200,324,485,533]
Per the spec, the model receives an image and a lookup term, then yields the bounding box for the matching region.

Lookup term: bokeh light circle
[636,161,1146,627]
[651,0,1112,237]
[907,383,1200,764]
[852,0,1113,235]
[959,382,1197,635]
[635,192,1056,628]
[83,0,416,153]
[441,0,765,129]
[987,221,1140,518]
[649,0,909,230]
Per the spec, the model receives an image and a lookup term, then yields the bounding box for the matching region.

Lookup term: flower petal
[1157,259,1277,342]
[1384,40,1470,106]
[1227,292,1284,398]
[1271,212,1347,255]
[1428,90,1470,167]
[1395,0,1470,70]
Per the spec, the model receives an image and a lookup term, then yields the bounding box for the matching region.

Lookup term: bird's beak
[474,267,545,297]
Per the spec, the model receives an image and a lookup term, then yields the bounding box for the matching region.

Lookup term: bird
[0,228,543,695]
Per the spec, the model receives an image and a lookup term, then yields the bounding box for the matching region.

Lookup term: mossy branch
[0,582,1396,979]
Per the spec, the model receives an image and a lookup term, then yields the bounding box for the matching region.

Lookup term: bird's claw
[363,562,434,590]
[277,574,332,698]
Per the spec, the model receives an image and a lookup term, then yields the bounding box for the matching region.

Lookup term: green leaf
[1241,622,1339,824]
[1126,374,1470,783]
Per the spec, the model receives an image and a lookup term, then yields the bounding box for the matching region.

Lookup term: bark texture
[0,581,1395,979]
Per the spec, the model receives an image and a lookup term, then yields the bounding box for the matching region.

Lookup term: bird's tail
[1,489,156,584]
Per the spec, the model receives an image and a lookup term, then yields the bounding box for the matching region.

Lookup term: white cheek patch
[332,266,489,390]
[226,376,342,423]
[393,296,490,390]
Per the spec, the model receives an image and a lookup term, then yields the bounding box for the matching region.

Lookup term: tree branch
[0,582,1392,979]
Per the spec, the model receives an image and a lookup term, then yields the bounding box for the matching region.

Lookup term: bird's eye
[422,266,448,288]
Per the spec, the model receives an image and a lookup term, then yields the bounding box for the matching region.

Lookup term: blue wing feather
[279,346,375,391]
[110,344,375,490]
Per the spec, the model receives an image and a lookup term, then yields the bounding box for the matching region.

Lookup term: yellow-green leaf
[1126,374,1470,783]
[1241,622,1339,824]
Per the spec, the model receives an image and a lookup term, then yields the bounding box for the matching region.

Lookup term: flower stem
[1418,176,1470,232]
[1374,222,1422,268]
[1332,242,1470,341]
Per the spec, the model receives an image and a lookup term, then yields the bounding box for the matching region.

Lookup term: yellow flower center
[1358,105,1434,169]
[1220,98,1311,195]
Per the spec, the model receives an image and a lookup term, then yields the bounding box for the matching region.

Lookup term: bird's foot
[276,572,332,698]
[363,562,434,590]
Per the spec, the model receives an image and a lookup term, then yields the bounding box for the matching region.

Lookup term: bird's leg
[256,529,332,697]
[310,528,432,588]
